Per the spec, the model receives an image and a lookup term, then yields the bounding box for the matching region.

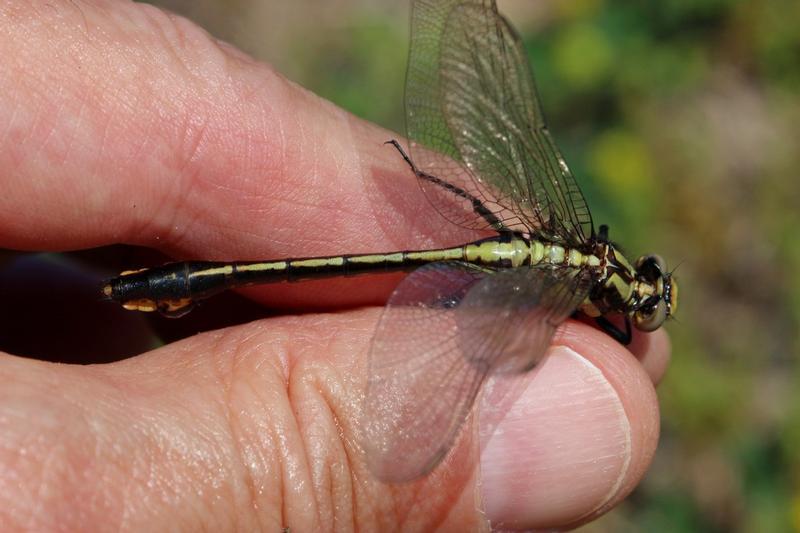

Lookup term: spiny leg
[385,139,507,232]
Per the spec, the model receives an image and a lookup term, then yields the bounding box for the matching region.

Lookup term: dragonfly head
[632,254,678,331]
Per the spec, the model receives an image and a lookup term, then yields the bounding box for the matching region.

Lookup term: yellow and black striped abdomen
[103,236,603,316]
[104,245,471,315]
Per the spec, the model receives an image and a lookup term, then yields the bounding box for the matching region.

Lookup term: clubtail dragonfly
[103,0,677,482]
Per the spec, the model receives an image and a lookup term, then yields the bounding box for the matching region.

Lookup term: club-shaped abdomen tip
[100,271,157,312]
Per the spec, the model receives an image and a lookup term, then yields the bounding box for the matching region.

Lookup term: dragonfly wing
[362,262,593,482]
[406,0,594,244]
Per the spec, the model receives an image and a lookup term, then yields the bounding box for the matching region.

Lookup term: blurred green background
[151,0,800,531]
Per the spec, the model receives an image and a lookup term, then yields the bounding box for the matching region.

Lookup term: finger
[0,1,478,306]
[0,310,486,531]
[479,321,661,530]
[0,311,664,531]
[629,329,671,386]
[575,315,672,386]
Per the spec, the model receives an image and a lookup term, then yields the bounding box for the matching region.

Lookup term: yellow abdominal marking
[408,248,465,262]
[122,299,158,312]
[349,253,406,264]
[120,268,149,276]
[192,266,234,277]
[292,257,345,268]
[459,239,602,269]
[464,240,528,267]
[546,244,565,263]
[348,253,403,265]
[530,240,545,263]
[536,243,600,268]
[237,262,288,272]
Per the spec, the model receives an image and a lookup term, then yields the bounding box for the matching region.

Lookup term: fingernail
[479,346,632,529]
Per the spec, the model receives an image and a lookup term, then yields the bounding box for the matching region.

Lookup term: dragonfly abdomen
[103,237,603,317]
[103,246,468,316]
[527,239,602,269]
[463,236,602,270]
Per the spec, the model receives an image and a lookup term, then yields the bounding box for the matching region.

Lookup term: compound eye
[634,299,667,331]
[635,254,667,281]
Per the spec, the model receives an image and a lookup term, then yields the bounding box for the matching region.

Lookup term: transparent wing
[405,0,594,245]
[362,262,593,482]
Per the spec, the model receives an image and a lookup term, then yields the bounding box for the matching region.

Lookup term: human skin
[0,1,669,531]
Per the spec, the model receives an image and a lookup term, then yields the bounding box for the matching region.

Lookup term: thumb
[478,322,662,530]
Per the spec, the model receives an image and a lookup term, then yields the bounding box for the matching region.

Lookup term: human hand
[0,1,670,530]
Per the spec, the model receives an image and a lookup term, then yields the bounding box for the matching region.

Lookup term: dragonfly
[103,0,677,482]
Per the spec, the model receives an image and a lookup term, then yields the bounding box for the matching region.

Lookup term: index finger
[0,1,479,308]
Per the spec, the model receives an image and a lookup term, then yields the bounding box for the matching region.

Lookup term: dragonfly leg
[595,315,632,345]
[385,139,508,232]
